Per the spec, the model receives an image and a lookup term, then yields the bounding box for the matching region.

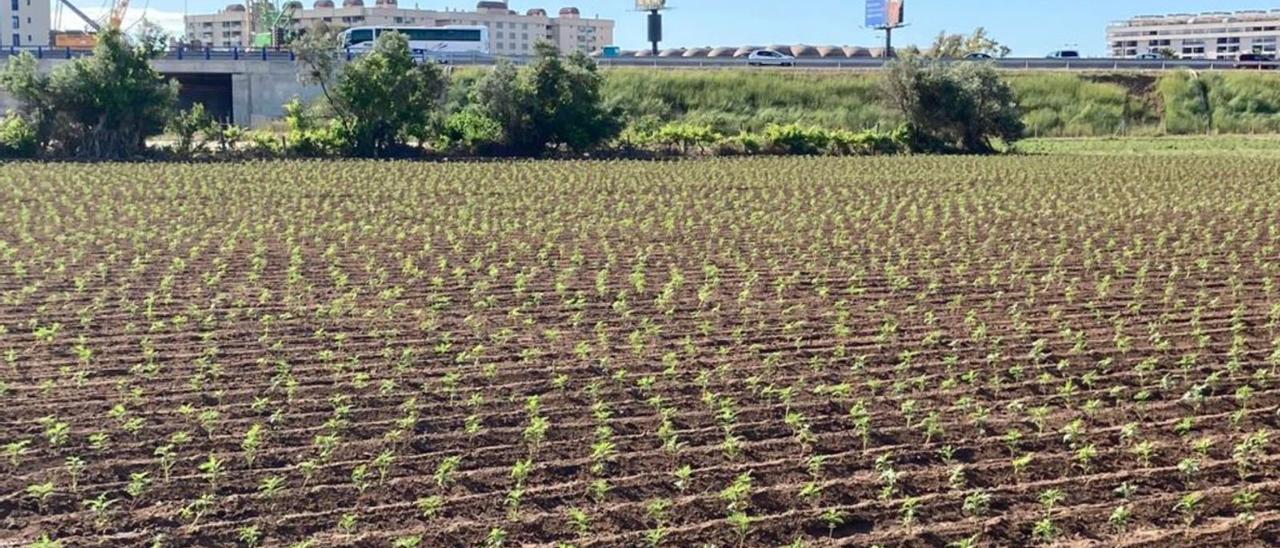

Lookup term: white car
[747,50,795,67]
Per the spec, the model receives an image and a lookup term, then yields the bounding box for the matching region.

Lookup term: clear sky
[56,0,1280,56]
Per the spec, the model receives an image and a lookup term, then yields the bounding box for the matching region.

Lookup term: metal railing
[1,45,1278,72]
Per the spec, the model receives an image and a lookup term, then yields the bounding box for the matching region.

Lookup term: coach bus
[340,26,490,58]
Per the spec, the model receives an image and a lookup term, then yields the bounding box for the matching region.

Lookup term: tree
[882,58,1024,153]
[925,28,1011,59]
[334,32,446,156]
[0,29,177,158]
[295,30,446,156]
[471,43,621,155]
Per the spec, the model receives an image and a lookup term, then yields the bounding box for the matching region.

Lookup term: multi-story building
[1,0,51,47]
[184,0,613,54]
[1107,10,1280,59]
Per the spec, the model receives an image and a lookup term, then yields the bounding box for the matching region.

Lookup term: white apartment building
[185,0,613,54]
[1107,10,1280,59]
[0,0,51,47]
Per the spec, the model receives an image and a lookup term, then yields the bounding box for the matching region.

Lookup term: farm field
[3,156,1280,547]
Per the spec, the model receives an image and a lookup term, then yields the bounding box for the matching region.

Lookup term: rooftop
[1110,9,1280,27]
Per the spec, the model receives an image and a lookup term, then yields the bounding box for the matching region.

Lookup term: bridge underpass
[0,58,322,128]
[168,73,234,123]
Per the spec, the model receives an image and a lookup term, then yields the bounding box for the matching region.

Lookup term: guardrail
[1,45,1278,72]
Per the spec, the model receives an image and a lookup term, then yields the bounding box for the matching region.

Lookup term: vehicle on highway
[963,52,993,60]
[1046,50,1081,59]
[340,26,490,59]
[747,49,795,67]
[1235,53,1276,69]
[1135,52,1162,60]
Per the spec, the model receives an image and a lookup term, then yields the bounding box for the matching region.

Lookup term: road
[2,46,1276,71]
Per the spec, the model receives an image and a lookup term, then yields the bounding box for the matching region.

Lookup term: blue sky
[60,0,1280,55]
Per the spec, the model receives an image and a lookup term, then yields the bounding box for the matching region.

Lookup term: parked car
[1047,50,1081,59]
[1135,52,1162,60]
[747,50,795,67]
[1236,53,1276,69]
[963,52,993,60]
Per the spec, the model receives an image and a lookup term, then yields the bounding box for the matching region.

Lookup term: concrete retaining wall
[0,59,320,128]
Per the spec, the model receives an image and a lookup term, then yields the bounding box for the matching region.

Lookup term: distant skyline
[55,0,1280,56]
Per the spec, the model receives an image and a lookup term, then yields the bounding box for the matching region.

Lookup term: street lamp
[635,0,668,56]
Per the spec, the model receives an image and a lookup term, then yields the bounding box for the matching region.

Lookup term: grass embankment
[452,69,1280,139]
[1018,134,1280,156]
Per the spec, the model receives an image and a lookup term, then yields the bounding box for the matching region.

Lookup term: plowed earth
[2,156,1280,547]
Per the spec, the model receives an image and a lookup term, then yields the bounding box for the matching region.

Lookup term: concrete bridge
[0,56,321,128]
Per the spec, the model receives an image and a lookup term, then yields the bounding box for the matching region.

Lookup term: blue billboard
[866,0,903,28]
[865,0,888,27]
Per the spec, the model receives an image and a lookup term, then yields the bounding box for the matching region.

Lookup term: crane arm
[109,0,129,29]
[58,0,102,32]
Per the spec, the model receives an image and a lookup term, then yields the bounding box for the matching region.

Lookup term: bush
[654,122,720,154]
[168,104,212,156]
[827,127,906,155]
[281,98,344,157]
[0,114,38,158]
[616,115,662,151]
[440,108,503,155]
[470,44,622,155]
[762,124,831,155]
[882,59,1023,153]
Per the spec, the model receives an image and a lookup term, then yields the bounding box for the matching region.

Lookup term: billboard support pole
[867,0,904,59]
[649,9,660,56]
[637,1,668,57]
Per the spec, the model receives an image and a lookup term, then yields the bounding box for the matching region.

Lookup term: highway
[1,46,1277,71]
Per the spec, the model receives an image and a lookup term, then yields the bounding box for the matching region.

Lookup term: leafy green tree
[471,43,621,155]
[294,27,446,156]
[332,32,447,156]
[882,58,1024,153]
[0,28,177,158]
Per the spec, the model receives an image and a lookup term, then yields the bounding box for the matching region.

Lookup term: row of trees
[0,29,1023,159]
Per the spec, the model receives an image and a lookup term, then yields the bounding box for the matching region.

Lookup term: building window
[11,34,19,46]
[11,16,18,30]
[9,0,16,11]
[496,22,503,28]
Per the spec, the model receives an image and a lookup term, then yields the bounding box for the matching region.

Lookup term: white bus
[340,26,490,57]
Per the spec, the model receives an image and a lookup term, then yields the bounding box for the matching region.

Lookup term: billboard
[866,0,904,28]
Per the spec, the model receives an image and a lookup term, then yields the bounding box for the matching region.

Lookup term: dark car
[963,52,993,60]
[1236,53,1276,69]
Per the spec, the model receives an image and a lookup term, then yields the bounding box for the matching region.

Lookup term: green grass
[1017,134,1280,156]
[445,66,1280,138]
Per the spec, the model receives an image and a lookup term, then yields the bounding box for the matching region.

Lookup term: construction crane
[56,0,129,32]
[108,0,130,29]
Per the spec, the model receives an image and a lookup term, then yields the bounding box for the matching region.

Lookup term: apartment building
[1107,10,1280,59]
[185,0,613,54]
[0,0,51,47]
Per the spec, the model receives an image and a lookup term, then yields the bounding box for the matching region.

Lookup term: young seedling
[417,495,444,520]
